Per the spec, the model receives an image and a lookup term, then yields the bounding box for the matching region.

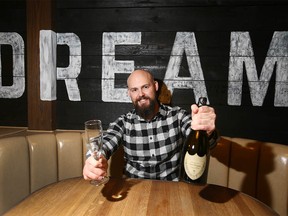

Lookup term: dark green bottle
[180,97,210,184]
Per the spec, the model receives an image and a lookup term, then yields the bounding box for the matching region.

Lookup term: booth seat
[0,130,287,216]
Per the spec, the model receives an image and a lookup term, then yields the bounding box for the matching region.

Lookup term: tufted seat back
[27,132,84,192]
[0,136,29,214]
[208,137,288,216]
[0,131,85,215]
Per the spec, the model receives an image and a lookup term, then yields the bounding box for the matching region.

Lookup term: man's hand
[83,155,108,181]
[191,104,216,136]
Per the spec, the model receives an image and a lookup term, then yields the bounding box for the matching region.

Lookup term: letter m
[228,32,288,107]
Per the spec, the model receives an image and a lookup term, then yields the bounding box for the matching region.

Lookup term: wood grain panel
[55,6,288,31]
[26,0,56,130]
[56,0,288,8]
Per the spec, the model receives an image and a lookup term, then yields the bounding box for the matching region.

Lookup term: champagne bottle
[180,97,210,184]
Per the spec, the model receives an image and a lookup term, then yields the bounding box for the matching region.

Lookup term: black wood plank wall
[0,0,288,144]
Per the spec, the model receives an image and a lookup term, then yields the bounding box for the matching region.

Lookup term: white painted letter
[267,31,288,107]
[0,32,25,98]
[40,30,57,101]
[102,32,141,102]
[164,32,208,103]
[228,31,288,106]
[57,33,81,101]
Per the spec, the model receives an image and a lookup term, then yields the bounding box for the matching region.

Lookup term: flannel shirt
[102,104,192,181]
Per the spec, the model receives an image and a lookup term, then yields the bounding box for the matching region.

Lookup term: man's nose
[136,91,145,100]
[138,89,145,97]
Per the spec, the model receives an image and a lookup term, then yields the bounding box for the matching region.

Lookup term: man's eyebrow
[129,83,150,89]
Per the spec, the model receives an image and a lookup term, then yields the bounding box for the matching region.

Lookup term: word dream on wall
[0,31,288,107]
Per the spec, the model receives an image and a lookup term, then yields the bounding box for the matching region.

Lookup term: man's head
[127,69,159,120]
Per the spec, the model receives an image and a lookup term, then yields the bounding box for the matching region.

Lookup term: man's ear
[154,81,159,91]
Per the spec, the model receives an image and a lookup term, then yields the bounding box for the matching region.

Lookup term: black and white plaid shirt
[102,104,193,181]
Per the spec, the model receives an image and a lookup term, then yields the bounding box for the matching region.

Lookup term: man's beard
[134,96,157,120]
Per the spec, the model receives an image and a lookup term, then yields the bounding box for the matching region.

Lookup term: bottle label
[184,152,206,180]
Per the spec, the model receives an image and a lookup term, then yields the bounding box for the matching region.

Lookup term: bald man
[83,69,218,182]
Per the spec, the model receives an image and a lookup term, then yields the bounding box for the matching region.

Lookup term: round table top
[5,177,278,216]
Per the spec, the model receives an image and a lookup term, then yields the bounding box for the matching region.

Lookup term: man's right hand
[83,155,108,181]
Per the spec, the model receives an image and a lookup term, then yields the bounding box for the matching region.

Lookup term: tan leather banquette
[0,129,287,215]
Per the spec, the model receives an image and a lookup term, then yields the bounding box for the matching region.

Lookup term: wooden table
[5,177,278,216]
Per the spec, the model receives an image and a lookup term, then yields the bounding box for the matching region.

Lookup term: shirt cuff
[208,129,220,149]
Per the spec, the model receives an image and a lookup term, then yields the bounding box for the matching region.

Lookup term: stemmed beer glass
[85,119,109,186]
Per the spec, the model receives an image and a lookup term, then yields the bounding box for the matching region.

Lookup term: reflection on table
[5,177,278,216]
